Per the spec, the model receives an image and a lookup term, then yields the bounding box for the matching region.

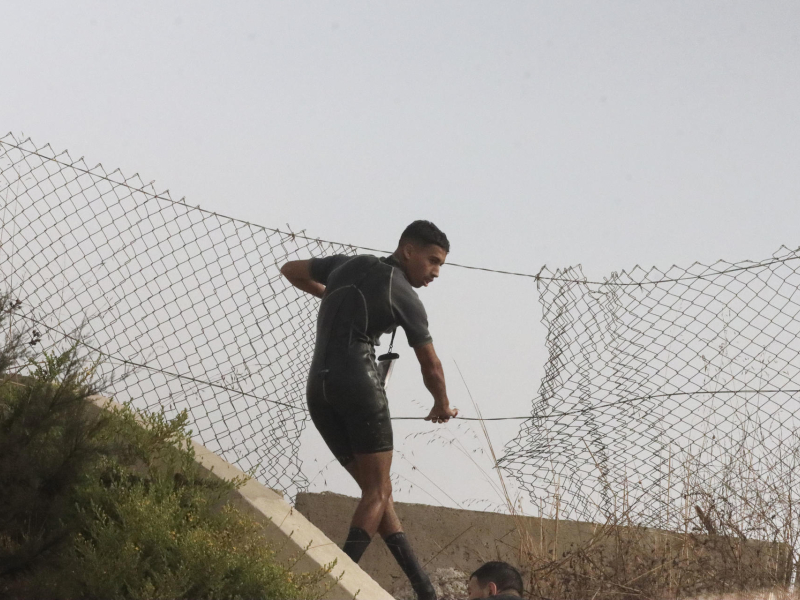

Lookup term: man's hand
[414,343,457,424]
[425,403,459,424]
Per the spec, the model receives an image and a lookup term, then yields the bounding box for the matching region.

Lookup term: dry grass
[492,441,800,600]
[512,495,793,600]
[452,365,800,600]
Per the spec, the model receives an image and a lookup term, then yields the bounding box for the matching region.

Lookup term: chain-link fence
[0,133,357,499]
[501,250,800,543]
[5,133,800,547]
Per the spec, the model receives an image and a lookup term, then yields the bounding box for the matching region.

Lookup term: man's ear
[400,241,415,260]
[488,582,498,596]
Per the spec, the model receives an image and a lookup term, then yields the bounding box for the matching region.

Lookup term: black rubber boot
[342,526,372,563]
[384,532,437,600]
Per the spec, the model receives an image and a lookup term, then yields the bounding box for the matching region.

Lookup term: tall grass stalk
[456,365,797,600]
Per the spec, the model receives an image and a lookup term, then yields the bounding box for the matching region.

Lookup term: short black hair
[470,561,523,596]
[399,220,450,253]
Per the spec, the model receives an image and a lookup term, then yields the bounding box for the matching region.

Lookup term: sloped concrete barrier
[89,397,393,600]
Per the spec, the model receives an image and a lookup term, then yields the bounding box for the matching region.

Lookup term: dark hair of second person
[468,561,524,598]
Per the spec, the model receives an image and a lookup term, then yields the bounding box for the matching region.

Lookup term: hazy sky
[4,1,800,512]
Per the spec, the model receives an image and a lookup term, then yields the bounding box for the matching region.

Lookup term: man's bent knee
[363,483,392,502]
[362,480,392,506]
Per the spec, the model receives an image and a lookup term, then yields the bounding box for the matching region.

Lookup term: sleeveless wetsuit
[306,254,432,465]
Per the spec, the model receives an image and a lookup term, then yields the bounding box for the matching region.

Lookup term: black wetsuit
[306,254,432,465]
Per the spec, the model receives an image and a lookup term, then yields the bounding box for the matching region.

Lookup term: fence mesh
[501,251,800,539]
[5,133,800,543]
[0,133,356,499]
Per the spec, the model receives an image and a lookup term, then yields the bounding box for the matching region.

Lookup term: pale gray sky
[4,1,800,511]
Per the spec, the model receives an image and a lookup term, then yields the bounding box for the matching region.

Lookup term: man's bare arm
[280,260,326,298]
[414,343,458,423]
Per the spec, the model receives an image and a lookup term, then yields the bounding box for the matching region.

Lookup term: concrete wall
[295,491,791,596]
[88,398,393,600]
[295,491,602,592]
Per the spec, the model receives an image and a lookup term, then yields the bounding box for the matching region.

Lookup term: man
[467,562,524,599]
[280,220,458,600]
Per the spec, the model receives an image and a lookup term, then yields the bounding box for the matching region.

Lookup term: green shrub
[0,295,331,599]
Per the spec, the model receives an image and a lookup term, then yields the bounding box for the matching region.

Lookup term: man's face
[467,576,497,599]
[401,242,447,288]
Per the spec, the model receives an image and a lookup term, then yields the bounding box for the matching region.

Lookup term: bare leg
[343,452,436,599]
[344,456,402,536]
[345,450,393,536]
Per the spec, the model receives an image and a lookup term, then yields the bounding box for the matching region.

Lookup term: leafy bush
[0,294,331,599]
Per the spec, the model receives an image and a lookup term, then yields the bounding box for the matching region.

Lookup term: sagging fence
[0,133,356,499]
[4,133,800,551]
[501,251,800,544]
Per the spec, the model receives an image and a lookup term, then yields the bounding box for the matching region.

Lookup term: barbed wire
[19,299,795,425]
[5,304,524,421]
[8,135,799,288]
[4,308,303,412]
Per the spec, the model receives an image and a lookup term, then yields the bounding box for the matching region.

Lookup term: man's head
[467,561,524,599]
[394,220,449,289]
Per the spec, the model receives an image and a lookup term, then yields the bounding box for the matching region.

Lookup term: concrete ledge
[89,396,393,600]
